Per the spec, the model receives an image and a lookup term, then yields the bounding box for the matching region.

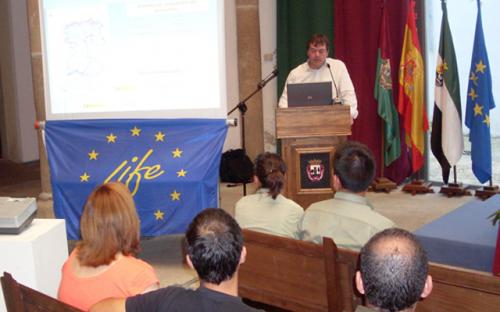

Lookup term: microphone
[258,68,279,89]
[326,63,342,105]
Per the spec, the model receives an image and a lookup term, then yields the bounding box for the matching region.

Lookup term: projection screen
[39,0,227,120]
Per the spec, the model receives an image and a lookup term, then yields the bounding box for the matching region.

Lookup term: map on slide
[64,19,106,77]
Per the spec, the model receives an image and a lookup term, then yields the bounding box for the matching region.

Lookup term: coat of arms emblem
[306,159,324,182]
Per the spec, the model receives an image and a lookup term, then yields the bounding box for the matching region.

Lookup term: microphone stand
[326,63,342,105]
[227,68,278,195]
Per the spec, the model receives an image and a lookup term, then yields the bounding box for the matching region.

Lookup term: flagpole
[380,127,385,177]
[464,0,500,200]
[371,0,397,193]
[440,165,472,198]
[431,0,470,197]
[371,124,397,193]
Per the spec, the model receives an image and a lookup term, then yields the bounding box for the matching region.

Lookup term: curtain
[277,0,334,95]
[277,0,418,183]
[334,0,412,183]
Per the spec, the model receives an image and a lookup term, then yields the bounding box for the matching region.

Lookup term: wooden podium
[276,105,352,209]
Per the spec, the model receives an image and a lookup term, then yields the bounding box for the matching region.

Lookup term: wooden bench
[1,271,82,312]
[334,246,362,311]
[240,230,500,312]
[417,263,500,311]
[334,248,500,312]
[239,229,342,312]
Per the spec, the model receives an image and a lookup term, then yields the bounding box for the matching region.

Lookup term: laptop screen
[287,82,332,107]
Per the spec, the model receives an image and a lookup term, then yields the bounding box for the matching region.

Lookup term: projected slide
[40,0,226,119]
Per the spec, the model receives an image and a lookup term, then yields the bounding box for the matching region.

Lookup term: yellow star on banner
[154,209,164,220]
[483,114,491,127]
[177,169,187,177]
[172,148,182,158]
[170,190,181,201]
[106,133,117,143]
[131,126,141,136]
[469,72,478,85]
[475,60,487,73]
[474,103,483,116]
[155,131,165,142]
[468,88,478,101]
[88,150,99,160]
[80,172,90,182]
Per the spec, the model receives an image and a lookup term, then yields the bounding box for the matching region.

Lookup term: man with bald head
[355,228,433,312]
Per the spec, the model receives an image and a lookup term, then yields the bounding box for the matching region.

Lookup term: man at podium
[278,34,358,121]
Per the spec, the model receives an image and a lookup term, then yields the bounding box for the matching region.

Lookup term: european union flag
[45,119,227,239]
[465,0,496,184]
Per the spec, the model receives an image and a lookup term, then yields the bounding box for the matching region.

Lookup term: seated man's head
[356,228,433,312]
[333,141,375,193]
[185,208,245,285]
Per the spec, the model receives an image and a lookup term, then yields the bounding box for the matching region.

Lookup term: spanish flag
[398,0,428,173]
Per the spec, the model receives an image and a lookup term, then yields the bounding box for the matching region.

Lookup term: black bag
[220,149,254,183]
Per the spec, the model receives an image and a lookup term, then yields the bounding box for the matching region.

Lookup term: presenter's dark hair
[307,34,330,51]
[360,228,429,312]
[185,208,243,285]
[333,141,375,192]
[255,152,287,199]
[78,182,140,267]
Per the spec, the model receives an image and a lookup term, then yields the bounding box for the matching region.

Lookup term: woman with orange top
[58,182,159,311]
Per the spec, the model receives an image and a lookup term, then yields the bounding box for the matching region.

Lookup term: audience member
[58,182,159,311]
[90,208,262,312]
[355,228,433,312]
[300,141,395,249]
[235,152,303,238]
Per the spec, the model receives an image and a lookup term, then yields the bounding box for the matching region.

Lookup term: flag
[465,0,496,184]
[397,0,428,173]
[374,4,400,166]
[44,119,228,239]
[430,0,463,184]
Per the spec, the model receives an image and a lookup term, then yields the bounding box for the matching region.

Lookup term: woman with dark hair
[58,182,159,311]
[235,152,303,238]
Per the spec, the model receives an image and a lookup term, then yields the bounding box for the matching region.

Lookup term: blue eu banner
[45,119,228,239]
[465,1,496,184]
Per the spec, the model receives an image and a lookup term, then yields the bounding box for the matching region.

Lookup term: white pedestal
[0,219,68,312]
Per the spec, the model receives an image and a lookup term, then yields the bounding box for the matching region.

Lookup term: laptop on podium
[287,81,332,107]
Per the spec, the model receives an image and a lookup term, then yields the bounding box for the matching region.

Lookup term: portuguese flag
[397,0,428,173]
[430,0,463,184]
[374,4,401,167]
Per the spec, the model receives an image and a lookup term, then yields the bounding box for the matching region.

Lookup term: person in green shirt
[300,141,395,249]
[235,152,303,239]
